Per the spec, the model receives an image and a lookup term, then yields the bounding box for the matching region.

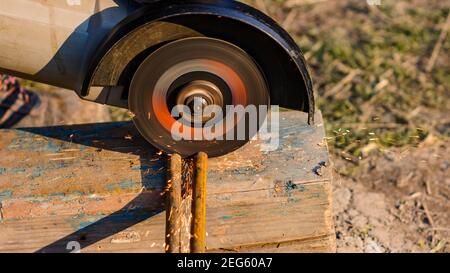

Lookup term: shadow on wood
[16,122,166,253]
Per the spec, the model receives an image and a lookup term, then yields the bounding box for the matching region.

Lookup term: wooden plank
[0,111,335,253]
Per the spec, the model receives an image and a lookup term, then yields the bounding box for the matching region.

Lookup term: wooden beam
[0,111,336,253]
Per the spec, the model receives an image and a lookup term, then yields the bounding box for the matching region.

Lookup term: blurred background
[1,0,449,252]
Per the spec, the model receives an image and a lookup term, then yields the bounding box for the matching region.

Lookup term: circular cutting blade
[129,37,269,157]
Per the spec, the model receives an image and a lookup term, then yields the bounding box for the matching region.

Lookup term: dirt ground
[333,137,449,253]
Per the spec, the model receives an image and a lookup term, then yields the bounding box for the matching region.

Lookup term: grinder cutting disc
[129,37,269,157]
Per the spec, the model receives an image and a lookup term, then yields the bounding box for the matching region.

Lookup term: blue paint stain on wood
[106,179,139,191]
[0,190,12,201]
[65,214,106,231]
[27,162,70,180]
[118,180,136,190]
[222,213,248,220]
[23,191,87,202]
[78,221,97,230]
[10,167,26,174]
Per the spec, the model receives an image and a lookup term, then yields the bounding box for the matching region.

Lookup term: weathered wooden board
[0,111,335,253]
